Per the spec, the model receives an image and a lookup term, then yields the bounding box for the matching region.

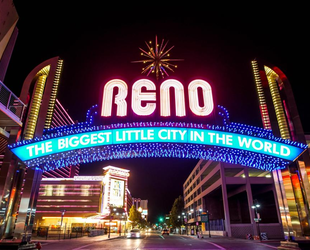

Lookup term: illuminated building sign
[110,178,125,207]
[103,166,130,178]
[101,79,214,117]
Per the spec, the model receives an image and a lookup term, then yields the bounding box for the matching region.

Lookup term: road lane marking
[179,236,226,249]
[206,241,226,249]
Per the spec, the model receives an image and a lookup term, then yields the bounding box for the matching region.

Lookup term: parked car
[127,228,141,238]
[161,229,169,235]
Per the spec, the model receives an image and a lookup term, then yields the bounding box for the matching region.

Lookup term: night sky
[4,2,309,223]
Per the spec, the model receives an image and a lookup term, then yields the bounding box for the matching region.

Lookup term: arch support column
[13,167,43,239]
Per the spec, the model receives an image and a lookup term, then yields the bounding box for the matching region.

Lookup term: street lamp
[206,210,211,238]
[182,212,186,235]
[60,209,66,228]
[122,212,127,236]
[251,199,261,241]
[108,207,116,239]
[188,211,192,235]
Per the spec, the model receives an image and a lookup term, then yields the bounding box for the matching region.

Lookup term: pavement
[22,233,310,250]
[0,233,122,249]
[184,234,310,250]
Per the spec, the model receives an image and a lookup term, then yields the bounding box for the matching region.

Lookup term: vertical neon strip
[160,79,186,117]
[44,59,63,129]
[24,74,48,140]
[251,60,272,130]
[265,66,290,139]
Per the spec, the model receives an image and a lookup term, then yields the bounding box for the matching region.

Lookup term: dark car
[161,229,169,235]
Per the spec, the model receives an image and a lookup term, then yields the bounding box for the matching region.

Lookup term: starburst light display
[132,36,183,79]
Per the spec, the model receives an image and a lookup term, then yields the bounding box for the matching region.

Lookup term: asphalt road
[34,231,288,250]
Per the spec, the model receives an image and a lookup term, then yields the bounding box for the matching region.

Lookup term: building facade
[34,166,131,233]
[183,159,282,238]
[0,0,18,82]
[252,60,310,237]
[132,197,148,221]
[0,56,78,239]
[183,61,310,239]
[35,176,103,230]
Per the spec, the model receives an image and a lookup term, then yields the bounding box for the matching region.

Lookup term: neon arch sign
[101,79,214,117]
[8,78,307,172]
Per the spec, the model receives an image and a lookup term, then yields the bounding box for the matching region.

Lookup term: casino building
[252,60,310,237]
[34,166,131,233]
[132,198,149,221]
[0,5,80,235]
[183,61,310,239]
[0,55,80,238]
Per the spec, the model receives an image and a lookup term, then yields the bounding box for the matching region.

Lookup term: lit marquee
[8,76,308,173]
[8,104,307,172]
[101,79,214,118]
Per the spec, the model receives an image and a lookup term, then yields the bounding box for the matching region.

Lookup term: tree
[128,205,142,228]
[169,195,184,230]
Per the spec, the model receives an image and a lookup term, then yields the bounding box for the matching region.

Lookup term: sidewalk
[31,233,122,243]
[183,233,310,250]
[0,233,123,250]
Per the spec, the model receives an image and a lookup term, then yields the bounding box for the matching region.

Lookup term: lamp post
[60,209,66,239]
[108,207,116,239]
[60,209,66,228]
[251,199,261,241]
[116,212,121,236]
[188,211,192,235]
[182,212,186,235]
[123,213,127,236]
[207,210,211,238]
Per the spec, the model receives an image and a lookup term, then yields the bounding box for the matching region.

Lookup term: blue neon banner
[11,127,305,162]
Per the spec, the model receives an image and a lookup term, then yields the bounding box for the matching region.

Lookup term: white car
[127,228,141,238]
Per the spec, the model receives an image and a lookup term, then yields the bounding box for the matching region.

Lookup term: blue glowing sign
[11,126,305,163]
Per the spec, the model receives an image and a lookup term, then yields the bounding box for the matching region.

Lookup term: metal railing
[0,81,26,123]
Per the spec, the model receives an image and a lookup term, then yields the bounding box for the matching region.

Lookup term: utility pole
[207,210,211,238]
[108,207,116,239]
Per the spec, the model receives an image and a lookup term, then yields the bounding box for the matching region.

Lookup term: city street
[31,231,289,250]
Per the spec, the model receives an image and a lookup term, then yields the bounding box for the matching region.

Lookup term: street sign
[201,214,209,222]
